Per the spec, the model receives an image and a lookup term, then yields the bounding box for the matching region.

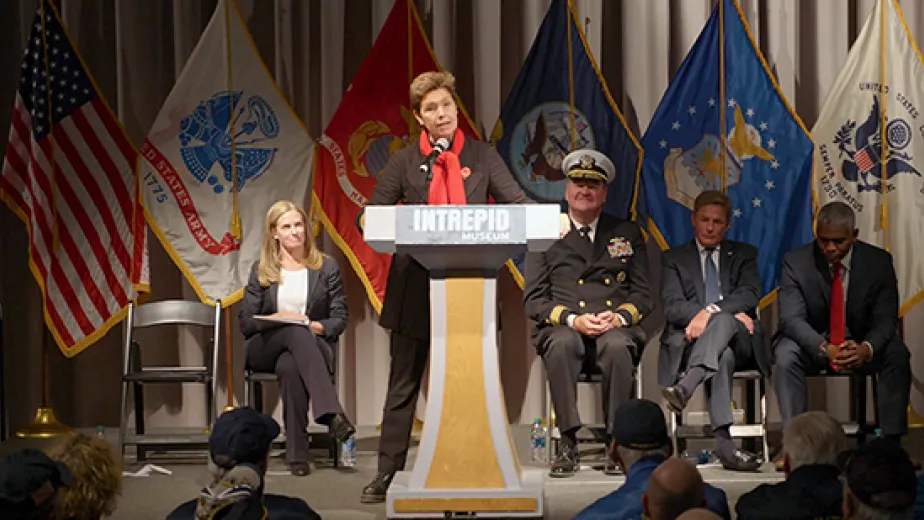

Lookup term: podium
[365,204,560,519]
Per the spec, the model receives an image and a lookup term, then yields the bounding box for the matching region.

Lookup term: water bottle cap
[97,425,104,431]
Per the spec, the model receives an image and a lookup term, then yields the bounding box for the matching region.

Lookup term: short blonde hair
[258,200,324,286]
[783,411,846,471]
[409,71,457,112]
[46,433,122,519]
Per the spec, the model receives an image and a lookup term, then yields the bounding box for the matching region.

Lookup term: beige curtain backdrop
[1,0,923,434]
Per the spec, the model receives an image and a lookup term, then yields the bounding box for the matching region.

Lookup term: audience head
[782,411,846,475]
[840,438,916,519]
[209,407,280,474]
[410,71,458,142]
[259,200,322,285]
[676,508,722,520]
[815,201,857,265]
[642,457,706,520]
[45,433,122,520]
[0,448,72,519]
[562,149,614,221]
[691,190,732,248]
[610,399,672,472]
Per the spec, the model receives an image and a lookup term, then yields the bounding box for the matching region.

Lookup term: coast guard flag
[490,0,641,285]
[1,0,149,357]
[138,0,313,305]
[312,0,479,312]
[813,0,924,315]
[638,0,813,304]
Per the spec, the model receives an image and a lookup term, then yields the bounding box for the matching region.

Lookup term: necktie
[578,226,592,244]
[704,249,720,305]
[829,263,845,345]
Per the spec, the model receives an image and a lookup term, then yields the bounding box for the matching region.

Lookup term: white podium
[365,204,560,519]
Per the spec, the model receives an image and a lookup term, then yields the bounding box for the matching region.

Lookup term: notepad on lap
[253,315,307,330]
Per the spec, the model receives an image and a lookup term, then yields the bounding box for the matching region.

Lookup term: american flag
[854,147,877,173]
[0,0,148,357]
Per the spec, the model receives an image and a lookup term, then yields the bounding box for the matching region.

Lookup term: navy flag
[491,0,642,286]
[637,0,813,304]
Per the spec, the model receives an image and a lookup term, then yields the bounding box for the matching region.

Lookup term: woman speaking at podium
[240,200,354,477]
[359,71,531,503]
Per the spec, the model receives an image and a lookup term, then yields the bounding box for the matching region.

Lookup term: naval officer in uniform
[523,149,652,478]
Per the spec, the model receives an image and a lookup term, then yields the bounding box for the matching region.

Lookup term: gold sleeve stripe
[550,305,569,326]
[616,303,641,325]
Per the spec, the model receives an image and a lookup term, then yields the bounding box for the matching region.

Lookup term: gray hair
[816,201,856,231]
[616,445,671,470]
[845,485,913,520]
[783,411,846,471]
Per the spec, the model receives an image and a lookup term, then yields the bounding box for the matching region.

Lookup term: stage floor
[0,424,799,519]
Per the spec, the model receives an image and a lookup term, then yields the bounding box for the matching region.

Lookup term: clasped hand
[824,340,871,370]
[684,310,754,341]
[573,311,622,337]
[271,312,324,335]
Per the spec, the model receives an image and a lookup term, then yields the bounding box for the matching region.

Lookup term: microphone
[421,137,451,181]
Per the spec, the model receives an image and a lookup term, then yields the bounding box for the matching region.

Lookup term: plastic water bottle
[96,425,105,440]
[340,436,356,468]
[530,418,547,463]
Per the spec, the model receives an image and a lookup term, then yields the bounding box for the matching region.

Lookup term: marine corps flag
[812,0,924,315]
[312,0,478,311]
[491,0,642,285]
[138,0,313,305]
[638,0,814,304]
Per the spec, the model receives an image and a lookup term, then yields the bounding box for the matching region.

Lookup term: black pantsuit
[245,326,342,463]
[239,256,349,464]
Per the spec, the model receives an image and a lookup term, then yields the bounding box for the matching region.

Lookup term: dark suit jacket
[777,240,898,355]
[238,255,348,346]
[523,214,652,353]
[659,240,768,386]
[364,137,530,340]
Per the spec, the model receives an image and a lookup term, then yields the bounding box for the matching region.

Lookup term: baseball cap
[839,437,917,510]
[612,399,669,450]
[209,407,280,469]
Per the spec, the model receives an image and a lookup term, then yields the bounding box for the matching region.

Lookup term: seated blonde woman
[46,433,122,520]
[239,200,354,476]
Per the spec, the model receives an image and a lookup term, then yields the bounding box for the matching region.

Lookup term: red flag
[1,0,149,357]
[312,0,478,311]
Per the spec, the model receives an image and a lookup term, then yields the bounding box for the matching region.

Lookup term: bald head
[676,508,722,520]
[643,458,707,520]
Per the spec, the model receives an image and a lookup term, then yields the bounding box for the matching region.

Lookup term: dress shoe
[361,472,394,503]
[662,385,690,413]
[549,444,579,478]
[719,449,761,472]
[289,462,310,476]
[603,458,622,476]
[329,413,356,443]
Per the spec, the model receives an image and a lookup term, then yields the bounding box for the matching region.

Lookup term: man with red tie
[773,201,911,445]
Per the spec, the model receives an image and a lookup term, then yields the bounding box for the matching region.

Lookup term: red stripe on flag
[91,99,137,171]
[72,104,133,220]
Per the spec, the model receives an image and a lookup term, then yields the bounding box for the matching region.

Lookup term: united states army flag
[813,0,924,315]
[138,0,314,305]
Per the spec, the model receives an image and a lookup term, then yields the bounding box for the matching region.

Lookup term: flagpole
[718,0,727,192]
[222,0,239,411]
[566,0,577,149]
[17,0,74,440]
[879,0,890,252]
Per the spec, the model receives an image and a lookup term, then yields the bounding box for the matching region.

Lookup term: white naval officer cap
[561,149,616,184]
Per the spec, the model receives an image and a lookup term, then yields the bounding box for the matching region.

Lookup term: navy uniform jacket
[523,214,652,352]
[573,456,731,520]
[735,464,843,520]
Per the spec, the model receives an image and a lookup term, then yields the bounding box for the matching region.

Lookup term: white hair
[783,411,846,471]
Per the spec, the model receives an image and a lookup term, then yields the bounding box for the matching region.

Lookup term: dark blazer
[659,240,768,386]
[238,255,348,346]
[523,214,652,352]
[364,137,530,340]
[777,240,898,355]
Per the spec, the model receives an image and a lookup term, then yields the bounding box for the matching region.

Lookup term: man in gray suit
[660,190,768,472]
[773,201,911,443]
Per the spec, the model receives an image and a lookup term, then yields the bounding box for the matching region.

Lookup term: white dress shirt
[277,268,309,316]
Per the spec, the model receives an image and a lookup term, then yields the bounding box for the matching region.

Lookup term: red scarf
[421,128,467,205]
